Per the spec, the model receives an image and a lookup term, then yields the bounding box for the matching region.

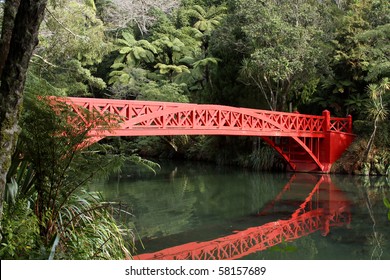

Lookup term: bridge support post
[321,110,332,172]
[320,110,354,173]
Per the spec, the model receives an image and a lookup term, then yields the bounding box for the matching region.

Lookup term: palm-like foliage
[154,63,190,75]
[109,32,157,85]
[116,32,157,65]
[153,35,193,81]
[175,56,220,90]
[345,93,369,116]
[188,5,227,34]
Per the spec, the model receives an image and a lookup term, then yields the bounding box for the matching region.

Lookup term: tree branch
[45,7,87,40]
[32,53,59,68]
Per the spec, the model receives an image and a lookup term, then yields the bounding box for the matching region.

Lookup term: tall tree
[0,0,48,230]
[31,0,110,97]
[237,0,323,111]
[185,4,226,89]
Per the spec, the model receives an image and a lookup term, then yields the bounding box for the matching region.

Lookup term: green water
[89,161,390,260]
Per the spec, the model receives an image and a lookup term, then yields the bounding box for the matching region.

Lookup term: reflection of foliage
[91,164,289,242]
[270,238,297,253]
[384,196,390,221]
[367,231,385,260]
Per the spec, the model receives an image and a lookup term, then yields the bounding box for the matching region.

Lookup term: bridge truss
[49,97,355,172]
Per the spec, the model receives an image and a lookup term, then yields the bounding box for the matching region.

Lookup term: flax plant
[1,94,137,259]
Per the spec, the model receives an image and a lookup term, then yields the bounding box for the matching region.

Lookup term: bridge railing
[50,97,353,135]
[251,109,325,133]
[330,116,353,133]
[322,110,353,134]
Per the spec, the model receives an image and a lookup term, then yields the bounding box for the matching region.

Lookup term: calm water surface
[89,161,390,260]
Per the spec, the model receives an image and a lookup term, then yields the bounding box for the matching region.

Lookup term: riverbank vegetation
[0,0,389,259]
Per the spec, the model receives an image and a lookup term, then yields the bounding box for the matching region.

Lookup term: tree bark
[0,0,48,233]
[0,0,21,78]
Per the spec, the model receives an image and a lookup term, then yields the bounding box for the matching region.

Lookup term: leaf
[119,47,132,54]
[49,233,60,260]
[384,197,390,209]
[119,73,130,83]
[121,32,135,45]
[132,47,142,60]
[117,39,132,47]
[5,178,19,205]
[111,63,125,69]
[144,51,155,63]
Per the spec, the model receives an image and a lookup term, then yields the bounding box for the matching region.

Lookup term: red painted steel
[49,97,355,172]
[134,175,351,260]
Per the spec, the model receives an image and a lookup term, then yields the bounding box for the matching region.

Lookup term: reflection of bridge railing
[134,175,351,260]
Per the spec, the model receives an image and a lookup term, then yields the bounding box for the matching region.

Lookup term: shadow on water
[90,161,390,260]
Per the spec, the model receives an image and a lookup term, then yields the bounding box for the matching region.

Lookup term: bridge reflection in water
[134,174,351,260]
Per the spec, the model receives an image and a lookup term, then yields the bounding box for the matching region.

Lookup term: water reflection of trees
[332,175,389,259]
[91,164,291,245]
[91,164,389,260]
[135,174,351,259]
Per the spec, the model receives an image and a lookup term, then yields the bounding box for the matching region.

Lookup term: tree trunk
[364,116,378,162]
[0,0,48,234]
[0,0,21,78]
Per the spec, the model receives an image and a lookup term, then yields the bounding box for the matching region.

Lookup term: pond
[89,161,390,260]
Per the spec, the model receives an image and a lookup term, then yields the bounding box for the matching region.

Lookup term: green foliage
[54,190,133,259]
[0,94,138,259]
[364,77,389,160]
[127,155,161,176]
[384,196,390,221]
[107,3,227,99]
[154,63,190,75]
[139,81,189,103]
[116,32,157,65]
[187,4,227,34]
[345,93,369,116]
[356,23,390,82]
[42,1,110,66]
[237,0,323,111]
[186,136,217,161]
[318,0,389,117]
[0,200,40,259]
[31,0,111,96]
[248,145,278,171]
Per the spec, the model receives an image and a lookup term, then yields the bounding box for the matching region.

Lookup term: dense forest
[0,0,389,259]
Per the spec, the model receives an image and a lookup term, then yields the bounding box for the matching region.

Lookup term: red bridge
[51,97,354,173]
[133,175,351,260]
